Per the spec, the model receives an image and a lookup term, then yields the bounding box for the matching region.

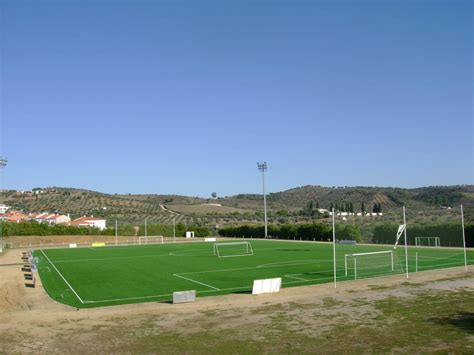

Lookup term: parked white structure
[69,216,107,230]
[0,204,9,214]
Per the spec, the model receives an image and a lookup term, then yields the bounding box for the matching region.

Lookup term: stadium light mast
[257,162,268,238]
[0,157,7,251]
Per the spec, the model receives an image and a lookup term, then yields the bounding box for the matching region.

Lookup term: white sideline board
[173,290,196,304]
[252,277,282,295]
[69,243,77,248]
[205,237,217,242]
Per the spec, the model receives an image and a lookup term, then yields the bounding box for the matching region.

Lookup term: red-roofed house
[0,211,27,223]
[69,216,107,230]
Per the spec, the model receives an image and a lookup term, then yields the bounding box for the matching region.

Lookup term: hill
[1,185,473,226]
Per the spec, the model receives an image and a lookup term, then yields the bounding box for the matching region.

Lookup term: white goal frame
[415,237,440,247]
[138,236,164,245]
[213,242,254,258]
[345,250,394,279]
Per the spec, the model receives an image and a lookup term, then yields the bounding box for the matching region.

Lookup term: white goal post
[415,237,440,247]
[138,236,164,245]
[345,250,394,279]
[213,242,254,258]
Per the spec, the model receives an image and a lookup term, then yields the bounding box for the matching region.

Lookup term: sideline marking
[173,273,220,291]
[40,249,85,304]
[74,262,469,305]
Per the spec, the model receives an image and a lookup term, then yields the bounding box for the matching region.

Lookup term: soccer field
[33,240,472,308]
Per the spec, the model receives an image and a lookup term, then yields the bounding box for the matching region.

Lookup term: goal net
[138,236,164,245]
[415,237,440,247]
[345,250,403,279]
[213,242,254,258]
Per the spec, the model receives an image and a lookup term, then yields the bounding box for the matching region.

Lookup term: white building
[28,212,71,225]
[0,204,9,214]
[69,216,107,230]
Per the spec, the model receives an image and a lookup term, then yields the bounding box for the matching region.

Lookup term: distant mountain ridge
[1,185,473,225]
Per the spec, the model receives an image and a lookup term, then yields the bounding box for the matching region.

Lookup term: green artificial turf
[33,240,472,308]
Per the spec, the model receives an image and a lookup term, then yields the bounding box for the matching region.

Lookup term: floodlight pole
[115,220,118,246]
[403,206,409,279]
[173,217,176,243]
[461,204,467,272]
[0,157,7,250]
[332,208,337,288]
[145,218,147,238]
[257,162,268,238]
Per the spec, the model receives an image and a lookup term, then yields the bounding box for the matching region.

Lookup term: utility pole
[257,162,268,238]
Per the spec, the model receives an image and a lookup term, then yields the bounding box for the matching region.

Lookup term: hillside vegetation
[1,185,473,226]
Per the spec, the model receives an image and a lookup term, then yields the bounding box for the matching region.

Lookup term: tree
[329,202,334,211]
[373,203,382,213]
[361,202,365,213]
[211,192,217,199]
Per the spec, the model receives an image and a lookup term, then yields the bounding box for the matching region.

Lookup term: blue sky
[1,0,472,196]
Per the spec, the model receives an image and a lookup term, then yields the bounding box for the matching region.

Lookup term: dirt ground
[0,248,473,354]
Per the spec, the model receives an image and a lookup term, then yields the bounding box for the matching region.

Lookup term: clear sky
[0,0,472,197]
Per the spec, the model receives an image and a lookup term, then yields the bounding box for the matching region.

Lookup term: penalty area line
[284,274,311,282]
[173,273,221,291]
[40,249,85,304]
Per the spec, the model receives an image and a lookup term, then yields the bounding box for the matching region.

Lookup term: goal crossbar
[213,242,253,258]
[345,250,394,278]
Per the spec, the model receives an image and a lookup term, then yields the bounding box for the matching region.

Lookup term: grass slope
[34,240,472,308]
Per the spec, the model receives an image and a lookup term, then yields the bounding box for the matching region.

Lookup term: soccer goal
[138,236,164,245]
[415,237,440,247]
[213,242,254,258]
[345,250,394,279]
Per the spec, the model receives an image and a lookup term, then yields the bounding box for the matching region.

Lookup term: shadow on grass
[431,312,474,334]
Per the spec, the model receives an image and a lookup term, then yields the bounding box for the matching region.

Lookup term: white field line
[285,274,310,282]
[40,250,85,304]
[173,273,220,291]
[169,249,212,256]
[414,252,465,260]
[85,285,252,304]
[53,245,292,263]
[218,253,253,258]
[415,260,466,269]
[257,259,329,268]
[81,262,471,305]
[51,243,336,264]
[179,259,333,276]
[53,252,172,263]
